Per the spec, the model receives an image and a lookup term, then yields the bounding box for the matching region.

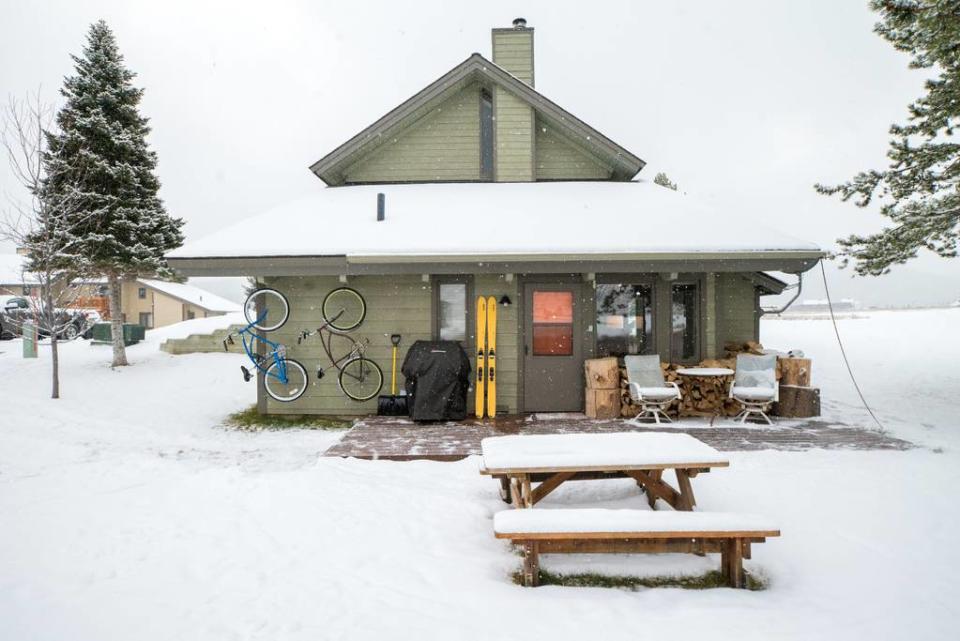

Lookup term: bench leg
[521,541,540,587]
[721,538,745,588]
[675,469,696,511]
[520,475,533,508]
[498,476,511,503]
[509,477,523,508]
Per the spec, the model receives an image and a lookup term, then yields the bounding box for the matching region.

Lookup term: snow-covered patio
[2,308,959,640]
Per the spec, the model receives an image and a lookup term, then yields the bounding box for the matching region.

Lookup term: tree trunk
[108,273,128,367]
[44,287,60,399]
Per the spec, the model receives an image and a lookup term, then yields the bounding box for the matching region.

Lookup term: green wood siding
[342,84,481,184]
[704,273,717,357]
[257,271,762,416]
[716,273,760,348]
[494,87,534,182]
[261,273,522,416]
[492,29,534,85]
[262,275,433,415]
[535,120,613,180]
[473,274,519,414]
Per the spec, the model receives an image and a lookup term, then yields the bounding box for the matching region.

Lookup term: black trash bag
[401,340,471,421]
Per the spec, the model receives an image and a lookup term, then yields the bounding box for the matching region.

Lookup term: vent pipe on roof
[512,17,527,28]
[377,192,385,221]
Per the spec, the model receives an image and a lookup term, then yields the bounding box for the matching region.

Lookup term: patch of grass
[519,569,767,591]
[223,405,353,431]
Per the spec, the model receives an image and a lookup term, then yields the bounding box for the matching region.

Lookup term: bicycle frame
[298,316,369,378]
[236,312,290,384]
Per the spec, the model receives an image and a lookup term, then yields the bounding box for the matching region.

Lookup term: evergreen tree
[654,172,678,191]
[816,0,959,276]
[43,20,184,365]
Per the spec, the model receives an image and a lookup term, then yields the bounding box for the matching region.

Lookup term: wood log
[584,357,620,389]
[774,385,821,418]
[585,388,621,419]
[779,357,812,386]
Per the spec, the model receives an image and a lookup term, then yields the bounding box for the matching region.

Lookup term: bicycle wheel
[263,358,309,402]
[322,287,366,331]
[245,288,289,332]
[338,357,383,402]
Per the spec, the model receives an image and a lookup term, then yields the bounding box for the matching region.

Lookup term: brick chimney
[492,18,535,182]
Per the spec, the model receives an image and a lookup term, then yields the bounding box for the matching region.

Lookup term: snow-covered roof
[138,279,241,313]
[0,254,39,285]
[168,181,822,261]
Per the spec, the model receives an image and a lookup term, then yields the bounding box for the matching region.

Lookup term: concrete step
[160,324,247,355]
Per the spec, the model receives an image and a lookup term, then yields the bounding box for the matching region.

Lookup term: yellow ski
[486,295,497,418]
[475,296,487,418]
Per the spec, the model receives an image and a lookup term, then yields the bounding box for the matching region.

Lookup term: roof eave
[166,250,824,278]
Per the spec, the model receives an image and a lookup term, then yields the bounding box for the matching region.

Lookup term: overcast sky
[1,0,957,306]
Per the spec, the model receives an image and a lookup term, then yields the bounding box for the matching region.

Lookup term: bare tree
[0,94,96,399]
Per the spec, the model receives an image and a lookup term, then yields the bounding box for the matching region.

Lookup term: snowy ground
[2,308,959,640]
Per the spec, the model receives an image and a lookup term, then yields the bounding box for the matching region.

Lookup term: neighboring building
[119,279,240,328]
[0,254,39,297]
[167,19,824,416]
[788,299,859,314]
[1,251,238,329]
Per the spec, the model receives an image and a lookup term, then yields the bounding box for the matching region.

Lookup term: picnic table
[479,432,729,511]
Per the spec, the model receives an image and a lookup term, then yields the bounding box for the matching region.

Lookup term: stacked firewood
[618,344,784,419]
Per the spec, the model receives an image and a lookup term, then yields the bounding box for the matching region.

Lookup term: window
[595,284,654,357]
[532,291,574,356]
[138,287,147,299]
[670,283,699,362]
[435,279,470,343]
[138,312,153,329]
[21,285,30,295]
[186,310,195,320]
[479,89,494,181]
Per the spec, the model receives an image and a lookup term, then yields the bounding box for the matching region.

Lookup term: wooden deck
[323,415,914,461]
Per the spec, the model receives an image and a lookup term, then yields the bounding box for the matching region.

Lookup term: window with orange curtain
[532,291,573,355]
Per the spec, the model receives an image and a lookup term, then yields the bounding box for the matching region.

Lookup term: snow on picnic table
[494,509,779,536]
[481,432,729,471]
[1,308,959,640]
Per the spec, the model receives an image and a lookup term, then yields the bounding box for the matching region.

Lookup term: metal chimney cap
[512,17,527,28]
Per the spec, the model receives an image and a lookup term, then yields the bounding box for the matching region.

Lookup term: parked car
[0,296,93,340]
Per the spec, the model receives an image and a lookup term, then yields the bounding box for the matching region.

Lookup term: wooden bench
[494,509,780,588]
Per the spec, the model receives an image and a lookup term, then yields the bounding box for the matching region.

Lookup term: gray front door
[522,282,584,412]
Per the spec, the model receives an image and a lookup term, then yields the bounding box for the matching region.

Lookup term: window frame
[593,281,657,358]
[138,312,153,329]
[531,290,576,357]
[669,280,702,364]
[431,275,474,346]
[594,275,658,358]
[479,88,494,181]
[137,287,147,300]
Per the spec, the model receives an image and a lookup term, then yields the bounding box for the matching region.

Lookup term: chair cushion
[731,386,776,401]
[635,386,678,400]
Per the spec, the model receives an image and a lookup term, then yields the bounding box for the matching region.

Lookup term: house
[1,251,238,329]
[166,19,824,417]
[117,279,240,328]
[0,254,40,297]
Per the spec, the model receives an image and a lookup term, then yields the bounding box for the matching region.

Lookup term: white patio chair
[729,353,779,425]
[624,355,681,425]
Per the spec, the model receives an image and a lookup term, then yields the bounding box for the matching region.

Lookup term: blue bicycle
[223,288,309,402]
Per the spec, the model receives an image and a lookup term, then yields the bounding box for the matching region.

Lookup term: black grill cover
[401,340,471,421]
